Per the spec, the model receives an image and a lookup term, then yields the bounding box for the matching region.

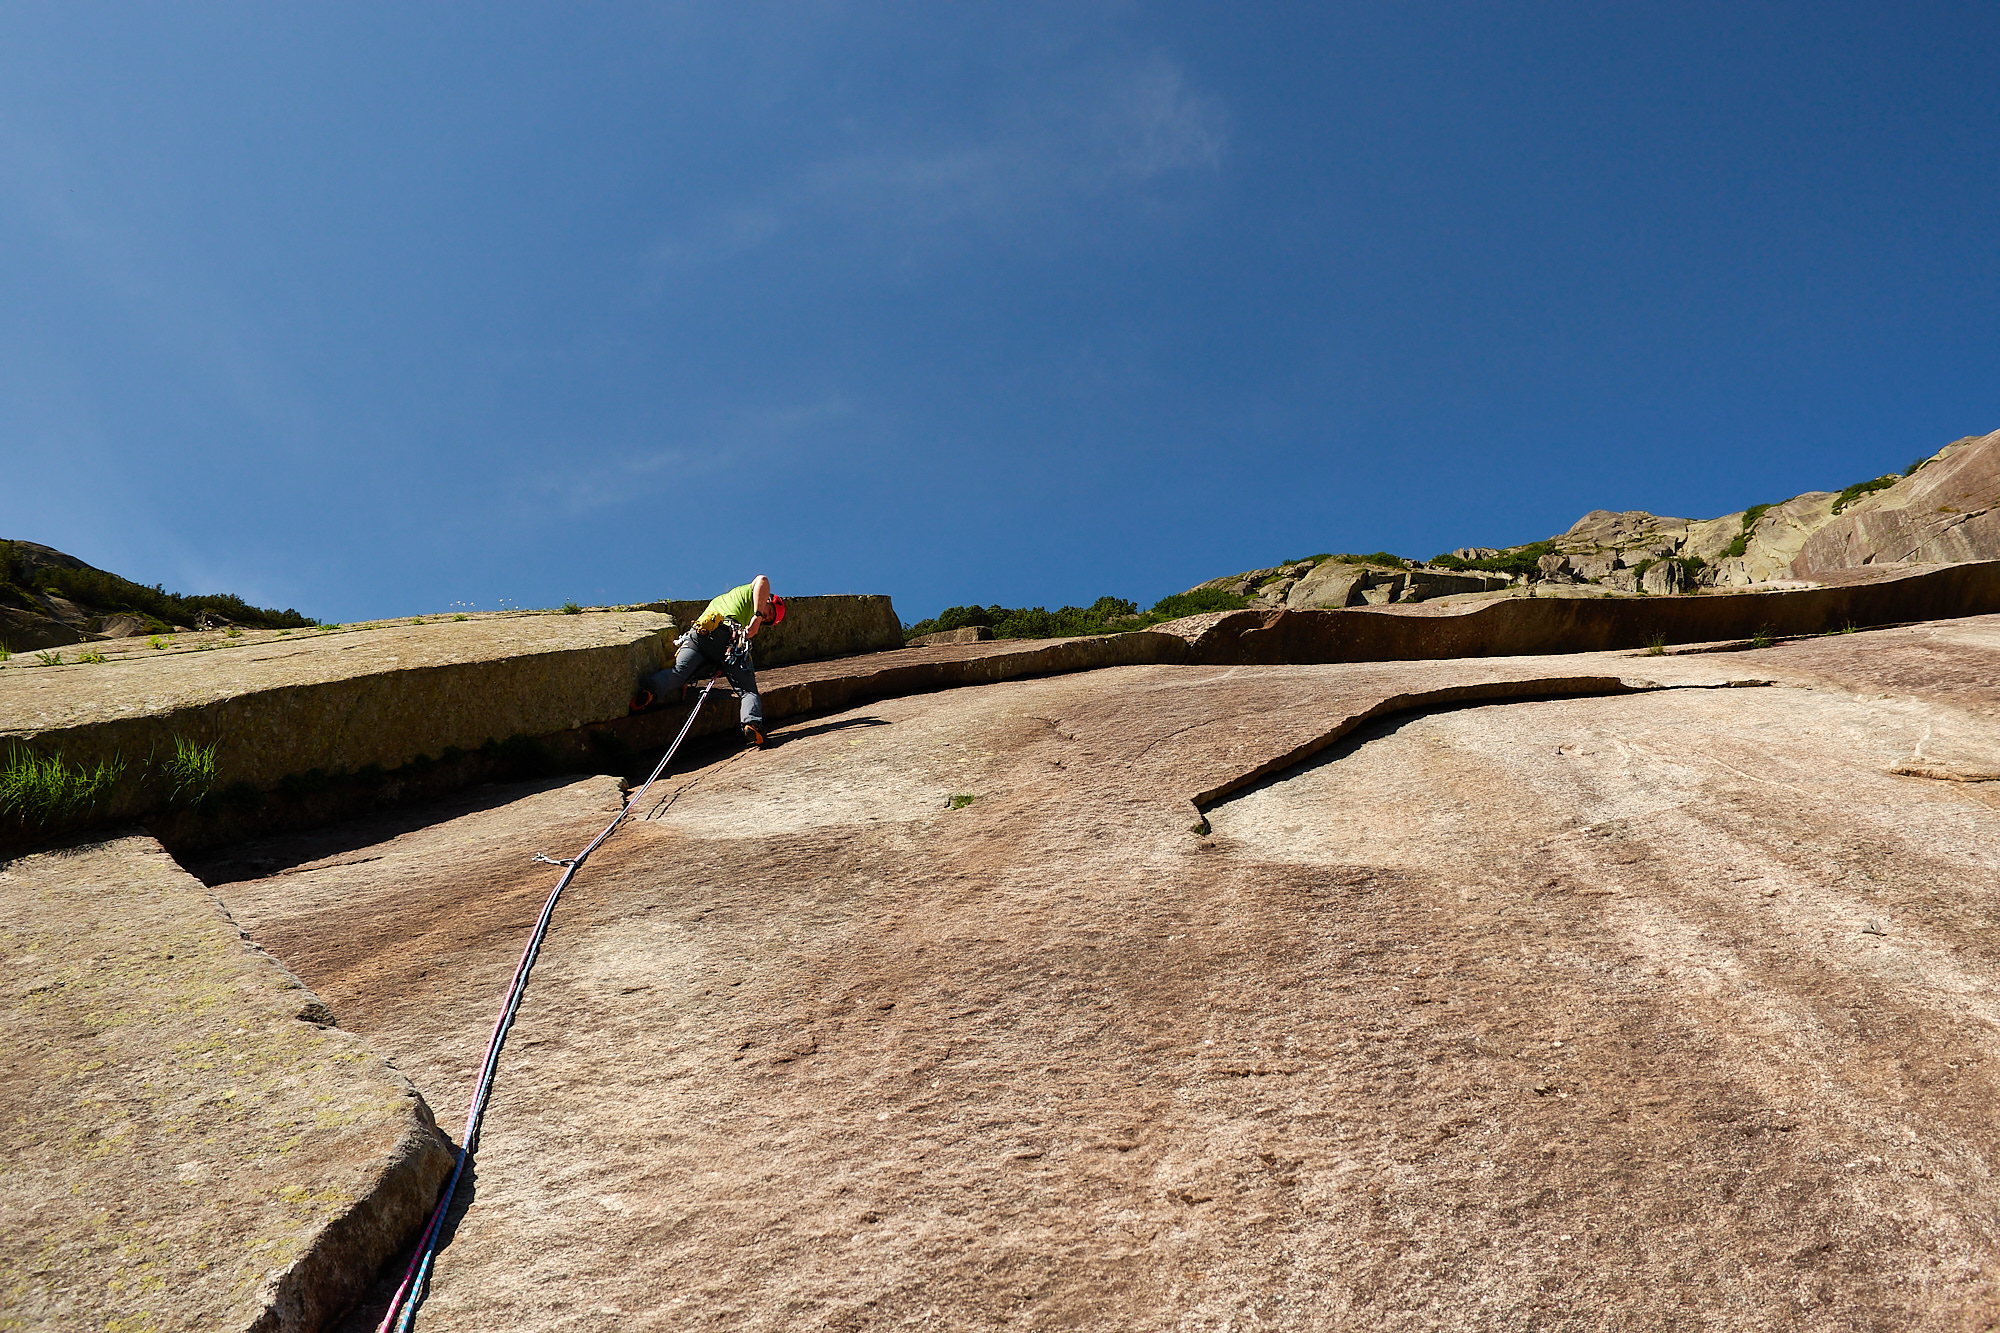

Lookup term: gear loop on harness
[377,669,731,1333]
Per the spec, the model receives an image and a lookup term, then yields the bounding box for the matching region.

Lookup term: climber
[630,576,785,747]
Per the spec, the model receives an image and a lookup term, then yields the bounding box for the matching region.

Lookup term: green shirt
[702,583,756,626]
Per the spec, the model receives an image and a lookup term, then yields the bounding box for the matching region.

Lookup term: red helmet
[768,595,786,626]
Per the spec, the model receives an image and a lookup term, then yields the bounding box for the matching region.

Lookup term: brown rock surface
[1793,429,2000,579]
[195,615,2000,1330]
[0,833,454,1331]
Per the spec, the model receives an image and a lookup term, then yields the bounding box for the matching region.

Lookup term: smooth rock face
[1557,508,1690,552]
[1793,429,2000,578]
[1706,491,1840,586]
[1283,562,1367,609]
[907,625,995,647]
[98,613,150,638]
[0,833,454,1332]
[203,618,2000,1331]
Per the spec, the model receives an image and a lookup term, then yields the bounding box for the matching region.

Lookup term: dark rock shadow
[185,776,594,887]
[771,714,891,743]
[333,1147,480,1333]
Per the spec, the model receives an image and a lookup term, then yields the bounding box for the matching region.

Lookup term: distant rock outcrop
[0,538,316,652]
[1183,427,2000,600]
[1792,430,2000,577]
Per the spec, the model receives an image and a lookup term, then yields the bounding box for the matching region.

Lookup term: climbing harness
[376,667,734,1332]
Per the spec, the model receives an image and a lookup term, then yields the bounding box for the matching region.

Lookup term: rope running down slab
[377,671,733,1332]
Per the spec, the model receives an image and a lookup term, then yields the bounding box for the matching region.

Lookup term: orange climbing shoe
[629,687,655,714]
[742,724,766,749]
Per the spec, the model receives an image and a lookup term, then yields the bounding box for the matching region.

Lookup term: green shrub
[224,626,242,638]
[452,613,470,622]
[1,746,126,828]
[1721,504,1773,560]
[1427,541,1554,577]
[77,650,107,664]
[1907,456,1930,476]
[904,588,1251,643]
[1832,475,1899,514]
[1145,588,1251,620]
[1328,551,1410,569]
[560,601,582,615]
[1645,633,1667,656]
[148,635,167,650]
[949,793,976,810]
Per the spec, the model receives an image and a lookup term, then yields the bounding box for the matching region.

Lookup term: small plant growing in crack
[1750,624,1775,649]
[948,793,976,810]
[164,736,219,807]
[1644,633,1667,656]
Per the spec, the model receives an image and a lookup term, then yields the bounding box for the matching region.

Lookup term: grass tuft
[1644,633,1667,656]
[1,746,126,829]
[35,650,61,666]
[1750,624,1775,649]
[452,613,469,622]
[78,650,107,664]
[164,736,219,807]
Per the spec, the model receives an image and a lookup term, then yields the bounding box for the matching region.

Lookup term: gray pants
[645,628,762,729]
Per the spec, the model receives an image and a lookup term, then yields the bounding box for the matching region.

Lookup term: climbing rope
[377,668,733,1332]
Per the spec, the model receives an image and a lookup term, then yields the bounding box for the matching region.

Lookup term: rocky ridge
[1191,427,2000,609]
[0,540,316,653]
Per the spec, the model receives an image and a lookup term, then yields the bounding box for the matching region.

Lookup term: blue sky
[3,3,1996,625]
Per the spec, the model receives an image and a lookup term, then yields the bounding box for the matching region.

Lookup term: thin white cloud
[809,52,1226,224]
[642,205,785,280]
[641,50,1225,274]
[534,395,856,514]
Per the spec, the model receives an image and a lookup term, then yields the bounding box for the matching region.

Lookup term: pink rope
[377,672,729,1331]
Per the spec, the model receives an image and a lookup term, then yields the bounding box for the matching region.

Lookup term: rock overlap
[0,833,454,1332]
